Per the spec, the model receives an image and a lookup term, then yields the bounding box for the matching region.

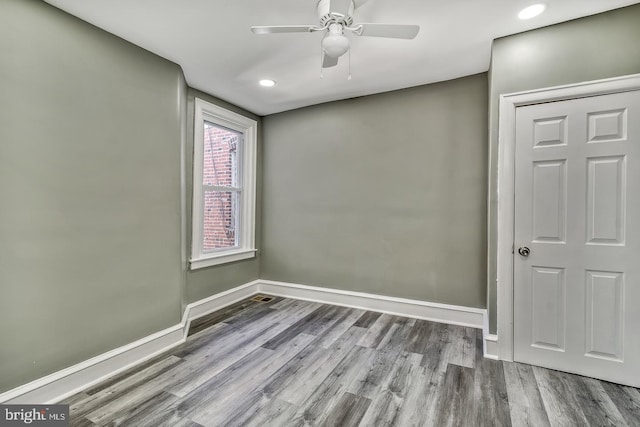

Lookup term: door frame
[496,73,640,361]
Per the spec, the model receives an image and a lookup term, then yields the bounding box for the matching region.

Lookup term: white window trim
[190,98,257,269]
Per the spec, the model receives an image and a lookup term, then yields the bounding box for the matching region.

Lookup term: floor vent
[251,295,274,303]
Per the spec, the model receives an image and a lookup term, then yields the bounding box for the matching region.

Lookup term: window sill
[189,249,257,270]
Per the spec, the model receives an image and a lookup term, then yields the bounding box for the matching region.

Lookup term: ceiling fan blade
[330,0,352,16]
[322,54,339,68]
[251,25,315,35]
[355,23,420,39]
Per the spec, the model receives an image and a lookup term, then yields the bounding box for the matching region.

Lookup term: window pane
[203,121,240,188]
[203,190,239,252]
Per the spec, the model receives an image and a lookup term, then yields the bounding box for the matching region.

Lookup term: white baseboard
[181,280,260,335]
[0,324,185,405]
[257,279,486,329]
[1,278,490,404]
[0,280,261,405]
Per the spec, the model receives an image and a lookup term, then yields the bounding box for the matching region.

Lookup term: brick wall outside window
[202,123,238,251]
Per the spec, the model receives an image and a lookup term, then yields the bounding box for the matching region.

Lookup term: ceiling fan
[251,0,420,69]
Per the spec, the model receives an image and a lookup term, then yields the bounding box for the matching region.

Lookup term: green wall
[261,74,488,308]
[5,0,638,397]
[184,88,261,304]
[487,4,640,333]
[0,0,258,394]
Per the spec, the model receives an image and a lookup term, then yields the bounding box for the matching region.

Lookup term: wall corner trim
[482,304,499,360]
[0,278,488,404]
[483,334,499,360]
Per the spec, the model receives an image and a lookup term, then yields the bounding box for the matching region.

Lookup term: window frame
[190,98,257,269]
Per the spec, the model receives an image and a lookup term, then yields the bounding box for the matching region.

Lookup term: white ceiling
[45,0,640,116]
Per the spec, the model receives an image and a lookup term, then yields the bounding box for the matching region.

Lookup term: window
[190,98,257,269]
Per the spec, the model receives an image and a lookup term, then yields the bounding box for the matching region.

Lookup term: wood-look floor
[65,296,640,427]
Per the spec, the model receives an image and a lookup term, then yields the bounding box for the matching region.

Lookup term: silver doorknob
[518,246,530,257]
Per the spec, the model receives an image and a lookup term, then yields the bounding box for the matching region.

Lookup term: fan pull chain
[320,42,324,78]
[348,49,352,80]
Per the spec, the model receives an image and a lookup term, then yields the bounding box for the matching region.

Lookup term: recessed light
[259,79,276,87]
[518,3,546,20]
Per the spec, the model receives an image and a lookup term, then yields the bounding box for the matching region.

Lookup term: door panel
[534,116,568,147]
[585,270,624,361]
[532,160,567,243]
[514,89,640,387]
[587,109,626,142]
[586,156,626,245]
[530,266,565,351]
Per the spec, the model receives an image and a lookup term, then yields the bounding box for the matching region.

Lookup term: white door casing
[513,90,640,387]
[497,75,640,383]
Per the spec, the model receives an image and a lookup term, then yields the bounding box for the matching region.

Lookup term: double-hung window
[190,98,257,269]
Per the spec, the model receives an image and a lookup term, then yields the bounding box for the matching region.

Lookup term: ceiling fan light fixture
[259,79,276,87]
[250,0,420,69]
[322,33,350,58]
[518,3,546,20]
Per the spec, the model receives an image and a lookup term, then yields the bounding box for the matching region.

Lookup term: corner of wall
[179,69,189,315]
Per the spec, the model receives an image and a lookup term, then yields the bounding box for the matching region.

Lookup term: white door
[513,90,640,387]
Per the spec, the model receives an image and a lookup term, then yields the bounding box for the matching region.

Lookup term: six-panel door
[514,90,640,387]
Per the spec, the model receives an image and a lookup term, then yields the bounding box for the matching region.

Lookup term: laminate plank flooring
[64,296,640,426]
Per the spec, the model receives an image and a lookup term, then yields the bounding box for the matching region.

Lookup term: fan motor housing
[317,0,354,26]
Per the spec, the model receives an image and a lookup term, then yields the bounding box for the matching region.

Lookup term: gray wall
[487,4,640,333]
[261,74,488,308]
[184,88,261,304]
[0,0,257,393]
